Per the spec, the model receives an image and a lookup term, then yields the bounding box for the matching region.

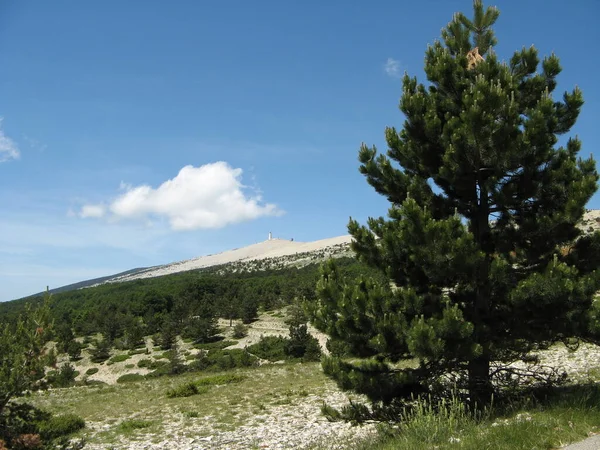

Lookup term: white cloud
[384,57,401,78]
[0,119,20,162]
[80,162,283,230]
[80,204,106,218]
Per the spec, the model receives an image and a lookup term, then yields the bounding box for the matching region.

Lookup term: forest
[0,257,380,345]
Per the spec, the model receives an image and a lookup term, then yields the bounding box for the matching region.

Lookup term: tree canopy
[312,0,600,416]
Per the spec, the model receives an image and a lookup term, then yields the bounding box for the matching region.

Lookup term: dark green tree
[286,324,322,362]
[312,0,600,412]
[167,341,186,375]
[66,340,82,361]
[121,315,146,350]
[157,320,177,351]
[89,338,111,363]
[240,297,259,324]
[0,294,51,418]
[54,322,74,354]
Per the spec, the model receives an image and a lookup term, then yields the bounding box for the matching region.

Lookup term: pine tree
[312,0,600,412]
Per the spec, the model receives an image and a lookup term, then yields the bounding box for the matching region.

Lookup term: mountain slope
[106,235,353,283]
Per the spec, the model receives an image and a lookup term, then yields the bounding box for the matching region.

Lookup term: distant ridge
[25,267,149,299]
[21,235,354,299]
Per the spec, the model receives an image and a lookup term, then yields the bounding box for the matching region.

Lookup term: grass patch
[166,374,244,398]
[195,374,246,386]
[355,384,600,450]
[25,363,344,446]
[85,367,99,376]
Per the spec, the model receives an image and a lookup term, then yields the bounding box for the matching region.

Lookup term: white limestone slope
[108,235,353,283]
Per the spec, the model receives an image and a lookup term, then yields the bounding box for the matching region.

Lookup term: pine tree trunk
[468,177,493,407]
[468,354,492,407]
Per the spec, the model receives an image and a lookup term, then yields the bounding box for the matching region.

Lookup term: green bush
[89,339,111,363]
[116,373,145,383]
[233,323,248,339]
[137,358,152,368]
[128,348,147,356]
[247,336,289,361]
[118,419,152,432]
[38,413,85,440]
[191,349,257,372]
[125,364,135,369]
[67,340,83,361]
[166,382,209,398]
[85,367,99,376]
[109,354,131,363]
[47,363,78,388]
[286,324,322,361]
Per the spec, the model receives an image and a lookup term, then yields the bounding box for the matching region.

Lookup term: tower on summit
[268,232,272,241]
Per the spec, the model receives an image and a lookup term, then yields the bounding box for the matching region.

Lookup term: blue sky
[0,0,598,301]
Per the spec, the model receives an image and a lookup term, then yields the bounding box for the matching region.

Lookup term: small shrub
[166,382,209,398]
[166,343,186,375]
[137,359,152,368]
[286,324,322,361]
[109,354,130,364]
[233,323,248,339]
[128,348,148,356]
[67,340,83,361]
[38,413,85,440]
[183,411,199,418]
[85,368,99,376]
[89,339,111,363]
[191,349,257,372]
[117,419,152,432]
[47,363,78,388]
[125,364,134,369]
[116,373,145,383]
[247,336,289,362]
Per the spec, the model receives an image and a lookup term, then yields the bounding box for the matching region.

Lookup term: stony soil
[81,388,375,450]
